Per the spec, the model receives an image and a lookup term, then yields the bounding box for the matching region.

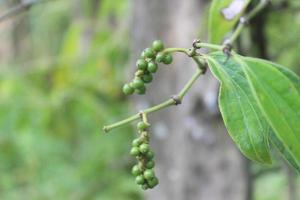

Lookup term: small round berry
[163,54,173,65]
[144,169,155,180]
[139,143,150,154]
[132,165,142,176]
[141,184,149,190]
[122,84,134,95]
[146,150,155,159]
[142,74,153,83]
[152,40,164,52]
[148,177,159,188]
[129,82,135,88]
[136,86,146,95]
[135,175,145,185]
[147,62,158,73]
[132,78,144,89]
[144,48,155,58]
[137,122,149,131]
[132,138,142,147]
[136,59,147,70]
[155,52,165,63]
[130,147,140,156]
[141,51,147,59]
[135,70,144,77]
[146,160,155,169]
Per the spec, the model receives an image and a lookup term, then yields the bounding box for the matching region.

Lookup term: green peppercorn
[155,52,165,63]
[130,147,140,156]
[146,150,155,159]
[129,82,135,88]
[152,40,164,52]
[144,48,155,58]
[122,84,134,95]
[142,73,153,83]
[139,143,150,154]
[132,165,142,176]
[148,177,159,188]
[141,51,147,59]
[136,86,146,95]
[146,160,155,169]
[141,184,149,190]
[144,169,155,180]
[137,122,149,131]
[136,59,147,70]
[132,138,142,147]
[132,78,144,89]
[163,54,173,64]
[147,62,158,73]
[135,175,145,185]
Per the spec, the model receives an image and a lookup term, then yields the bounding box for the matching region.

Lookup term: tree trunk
[130,0,250,199]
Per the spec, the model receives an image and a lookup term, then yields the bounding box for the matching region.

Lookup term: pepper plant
[103,0,300,190]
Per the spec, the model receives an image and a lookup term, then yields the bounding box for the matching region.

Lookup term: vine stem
[103,61,205,133]
[227,0,270,44]
[103,1,269,133]
[194,42,223,51]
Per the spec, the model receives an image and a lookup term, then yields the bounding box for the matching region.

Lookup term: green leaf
[208,0,250,44]
[206,52,272,164]
[240,57,300,172]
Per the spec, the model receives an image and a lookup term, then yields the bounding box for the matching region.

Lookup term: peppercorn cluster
[123,40,173,95]
[130,121,159,190]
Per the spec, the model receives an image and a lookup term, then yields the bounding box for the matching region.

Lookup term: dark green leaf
[240,57,300,172]
[207,52,272,164]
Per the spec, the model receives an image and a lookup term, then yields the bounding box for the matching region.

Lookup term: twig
[0,0,51,23]
[225,0,270,45]
[103,62,205,133]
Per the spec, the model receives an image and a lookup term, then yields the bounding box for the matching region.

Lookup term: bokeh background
[0,0,299,200]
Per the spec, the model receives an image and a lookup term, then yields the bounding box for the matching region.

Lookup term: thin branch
[0,0,51,23]
[226,0,270,45]
[103,64,205,133]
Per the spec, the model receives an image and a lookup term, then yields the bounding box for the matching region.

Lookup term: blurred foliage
[0,0,141,199]
[0,0,300,199]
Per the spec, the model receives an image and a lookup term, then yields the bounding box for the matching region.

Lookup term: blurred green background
[0,0,299,199]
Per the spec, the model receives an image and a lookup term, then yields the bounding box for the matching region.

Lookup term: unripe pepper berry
[147,62,158,73]
[141,51,147,59]
[144,48,155,58]
[132,78,145,89]
[146,150,154,159]
[148,177,159,188]
[163,54,173,65]
[132,138,142,147]
[141,184,149,190]
[143,169,155,180]
[135,175,145,185]
[130,147,140,156]
[136,85,146,95]
[155,52,165,63]
[146,160,155,169]
[152,40,164,52]
[137,122,149,131]
[132,165,142,176]
[122,84,134,95]
[136,59,147,70]
[139,143,150,154]
[142,74,153,83]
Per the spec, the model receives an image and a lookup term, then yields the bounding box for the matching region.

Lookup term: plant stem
[163,48,190,55]
[103,65,205,133]
[227,0,269,44]
[194,43,223,51]
[178,69,202,99]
